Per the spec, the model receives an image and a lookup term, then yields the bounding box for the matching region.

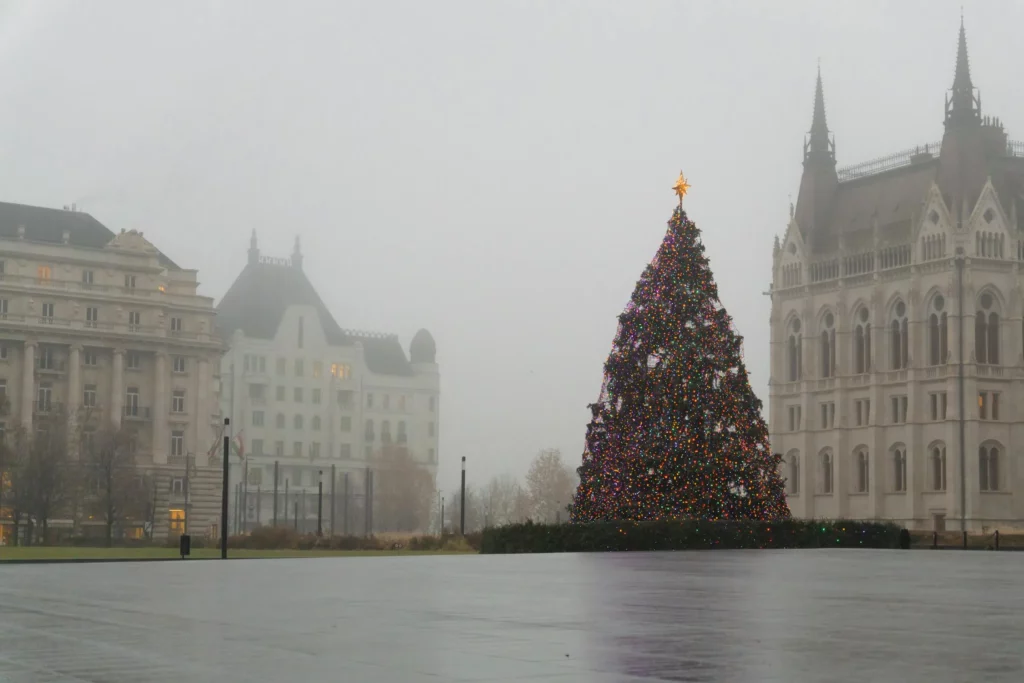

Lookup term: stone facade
[217,233,439,533]
[0,202,223,541]
[769,23,1024,531]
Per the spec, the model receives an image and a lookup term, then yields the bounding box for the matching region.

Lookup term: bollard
[995,530,1000,550]
[932,531,938,549]
[899,528,911,550]
[179,534,191,559]
[963,531,968,549]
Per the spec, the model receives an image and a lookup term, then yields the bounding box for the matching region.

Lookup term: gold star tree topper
[672,171,691,205]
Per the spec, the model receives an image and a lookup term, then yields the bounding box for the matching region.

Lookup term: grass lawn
[0,546,475,561]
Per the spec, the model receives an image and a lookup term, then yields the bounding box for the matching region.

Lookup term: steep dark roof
[217,259,419,376]
[0,200,179,269]
[349,332,415,376]
[215,261,351,345]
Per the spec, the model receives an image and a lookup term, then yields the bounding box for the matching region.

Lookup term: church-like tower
[769,20,1024,531]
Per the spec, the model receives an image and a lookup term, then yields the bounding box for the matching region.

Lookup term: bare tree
[481,474,529,527]
[447,485,485,533]
[1,425,31,546]
[372,444,435,532]
[21,409,72,544]
[525,448,576,523]
[82,424,145,546]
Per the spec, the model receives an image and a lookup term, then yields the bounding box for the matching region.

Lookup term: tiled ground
[0,550,1021,682]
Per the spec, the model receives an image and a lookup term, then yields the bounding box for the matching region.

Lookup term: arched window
[364,419,375,442]
[893,447,907,492]
[975,292,1000,365]
[855,448,869,493]
[820,451,833,494]
[853,307,871,374]
[890,300,909,370]
[979,444,1000,491]
[928,294,948,366]
[786,451,800,494]
[786,318,802,381]
[293,414,303,430]
[931,445,946,491]
[820,312,836,378]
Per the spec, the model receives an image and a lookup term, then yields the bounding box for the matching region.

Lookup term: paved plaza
[0,550,1021,682]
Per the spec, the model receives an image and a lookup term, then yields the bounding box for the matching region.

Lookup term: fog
[0,0,1016,486]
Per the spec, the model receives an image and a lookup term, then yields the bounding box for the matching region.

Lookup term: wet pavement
[0,550,1021,682]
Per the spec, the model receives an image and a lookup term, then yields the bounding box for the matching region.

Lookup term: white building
[769,22,1024,532]
[217,232,440,534]
[0,201,224,542]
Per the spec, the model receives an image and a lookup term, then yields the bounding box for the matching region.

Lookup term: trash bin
[179,534,192,559]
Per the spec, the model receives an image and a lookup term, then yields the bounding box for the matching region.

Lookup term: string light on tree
[572,172,790,523]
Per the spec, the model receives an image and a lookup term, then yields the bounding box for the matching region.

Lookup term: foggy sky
[0,0,1017,487]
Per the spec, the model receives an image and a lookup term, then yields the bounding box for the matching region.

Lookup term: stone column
[21,341,35,429]
[111,348,125,428]
[68,344,82,421]
[153,351,168,465]
[196,357,210,454]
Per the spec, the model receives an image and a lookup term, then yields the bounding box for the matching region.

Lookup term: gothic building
[769,21,1024,531]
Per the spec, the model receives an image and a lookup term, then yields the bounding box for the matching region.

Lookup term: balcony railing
[124,405,152,420]
[0,313,205,339]
[34,401,64,415]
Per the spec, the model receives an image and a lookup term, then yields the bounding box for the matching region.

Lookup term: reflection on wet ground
[0,550,1020,682]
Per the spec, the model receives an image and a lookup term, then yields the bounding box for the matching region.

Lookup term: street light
[317,470,324,537]
[460,456,466,536]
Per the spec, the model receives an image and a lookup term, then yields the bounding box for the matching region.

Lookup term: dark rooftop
[216,259,414,376]
[0,200,179,269]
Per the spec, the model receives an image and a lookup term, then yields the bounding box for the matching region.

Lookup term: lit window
[169,509,185,536]
[37,265,52,282]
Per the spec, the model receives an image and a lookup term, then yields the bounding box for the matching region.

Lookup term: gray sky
[0,0,1017,487]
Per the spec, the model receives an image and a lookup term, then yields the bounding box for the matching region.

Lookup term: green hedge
[480,519,903,553]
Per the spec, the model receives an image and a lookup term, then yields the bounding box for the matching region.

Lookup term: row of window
[785,391,999,430]
[243,354,352,380]
[249,383,436,413]
[248,410,435,440]
[784,292,1008,381]
[786,444,1001,495]
[244,438,437,464]
[0,260,153,292]
[0,296,185,333]
[0,345,190,373]
[27,382,190,416]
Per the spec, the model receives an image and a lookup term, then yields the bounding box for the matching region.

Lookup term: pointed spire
[292,235,303,270]
[945,16,980,126]
[804,63,835,164]
[247,229,260,265]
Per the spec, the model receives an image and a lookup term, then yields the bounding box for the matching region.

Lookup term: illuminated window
[330,363,351,379]
[169,509,185,536]
[312,361,322,378]
[36,265,52,282]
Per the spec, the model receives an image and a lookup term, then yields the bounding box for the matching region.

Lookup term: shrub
[480,519,903,554]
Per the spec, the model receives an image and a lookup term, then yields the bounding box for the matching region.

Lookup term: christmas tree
[572,173,790,523]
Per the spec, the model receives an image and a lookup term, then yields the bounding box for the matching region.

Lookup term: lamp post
[317,470,324,537]
[460,456,466,536]
[220,418,230,559]
[955,247,967,533]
